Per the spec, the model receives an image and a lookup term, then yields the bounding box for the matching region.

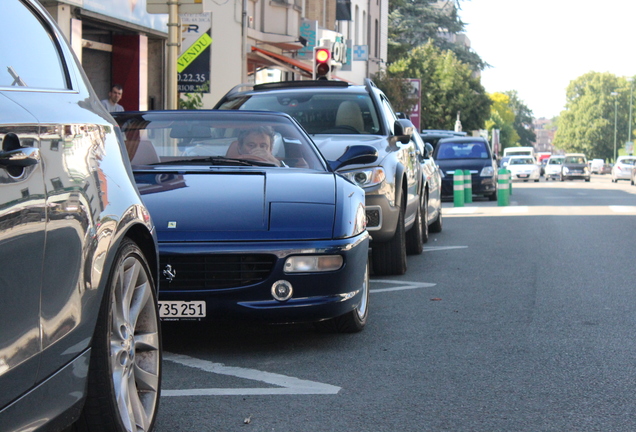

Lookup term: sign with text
[178,13,211,93]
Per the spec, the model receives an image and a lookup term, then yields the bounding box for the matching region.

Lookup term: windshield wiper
[148,156,277,167]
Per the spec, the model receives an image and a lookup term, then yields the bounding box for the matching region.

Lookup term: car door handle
[0,147,40,168]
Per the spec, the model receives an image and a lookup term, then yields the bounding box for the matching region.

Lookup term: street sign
[626,141,634,154]
[147,0,204,14]
[352,45,368,61]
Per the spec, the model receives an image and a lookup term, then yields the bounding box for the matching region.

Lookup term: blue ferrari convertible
[114,110,376,332]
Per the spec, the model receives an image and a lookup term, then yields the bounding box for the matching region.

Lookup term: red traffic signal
[313,47,331,80]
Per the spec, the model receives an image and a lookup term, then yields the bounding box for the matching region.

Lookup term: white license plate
[159,301,206,318]
[518,174,528,178]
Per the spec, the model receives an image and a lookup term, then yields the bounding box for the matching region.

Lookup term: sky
[458,0,636,119]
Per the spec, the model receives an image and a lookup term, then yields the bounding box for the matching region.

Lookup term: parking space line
[370,280,436,293]
[162,353,341,396]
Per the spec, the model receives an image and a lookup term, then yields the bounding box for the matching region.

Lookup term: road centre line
[162,353,341,396]
[443,205,636,217]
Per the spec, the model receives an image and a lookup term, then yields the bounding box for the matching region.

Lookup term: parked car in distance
[0,1,161,431]
[544,155,565,181]
[403,120,443,236]
[433,136,498,200]
[114,109,376,332]
[214,79,425,276]
[590,158,605,174]
[611,156,635,182]
[561,153,590,182]
[507,156,541,182]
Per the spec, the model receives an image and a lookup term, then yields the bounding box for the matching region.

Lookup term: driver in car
[235,126,281,166]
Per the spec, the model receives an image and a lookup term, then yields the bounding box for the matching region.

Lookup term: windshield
[114,111,326,171]
[564,156,587,164]
[548,158,563,165]
[436,142,489,160]
[219,93,381,135]
[509,158,534,165]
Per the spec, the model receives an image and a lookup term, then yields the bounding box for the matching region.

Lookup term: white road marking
[609,205,636,213]
[423,246,468,252]
[370,280,436,293]
[501,206,528,214]
[162,352,341,396]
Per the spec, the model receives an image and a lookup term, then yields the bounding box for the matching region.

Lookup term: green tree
[377,41,491,131]
[554,72,634,161]
[485,92,519,153]
[504,90,536,147]
[388,0,486,72]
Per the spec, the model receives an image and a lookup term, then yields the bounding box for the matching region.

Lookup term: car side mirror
[424,142,434,159]
[329,145,378,171]
[394,119,414,145]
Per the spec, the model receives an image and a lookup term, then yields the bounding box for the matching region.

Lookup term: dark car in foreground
[433,136,498,200]
[214,79,425,276]
[0,1,161,431]
[561,153,590,182]
[114,110,376,332]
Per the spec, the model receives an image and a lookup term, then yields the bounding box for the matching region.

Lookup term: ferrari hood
[135,169,337,241]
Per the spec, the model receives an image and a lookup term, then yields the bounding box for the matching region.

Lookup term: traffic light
[313,47,331,80]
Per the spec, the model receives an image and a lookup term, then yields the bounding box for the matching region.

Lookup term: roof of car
[437,136,489,144]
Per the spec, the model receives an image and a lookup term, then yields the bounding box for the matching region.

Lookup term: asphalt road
[157,174,636,431]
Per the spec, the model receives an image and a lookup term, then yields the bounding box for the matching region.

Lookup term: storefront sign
[297,20,318,60]
[83,0,168,32]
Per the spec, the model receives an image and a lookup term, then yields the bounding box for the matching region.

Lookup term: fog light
[271,280,293,302]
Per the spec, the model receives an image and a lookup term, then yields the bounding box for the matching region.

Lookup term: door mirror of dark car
[394,119,414,144]
[329,145,378,171]
[424,142,434,159]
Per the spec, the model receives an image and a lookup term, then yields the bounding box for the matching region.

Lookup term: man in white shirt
[101,84,125,112]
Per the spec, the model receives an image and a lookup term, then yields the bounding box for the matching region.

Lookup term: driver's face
[240,132,271,153]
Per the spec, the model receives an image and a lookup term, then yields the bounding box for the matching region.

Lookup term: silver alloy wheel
[355,262,369,320]
[110,254,161,432]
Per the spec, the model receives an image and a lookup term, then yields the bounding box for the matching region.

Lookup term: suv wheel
[429,207,443,233]
[372,198,407,275]
[406,193,425,255]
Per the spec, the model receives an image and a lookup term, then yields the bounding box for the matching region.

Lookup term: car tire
[421,192,430,244]
[75,238,161,432]
[429,207,443,233]
[314,261,369,333]
[406,193,426,254]
[372,197,407,276]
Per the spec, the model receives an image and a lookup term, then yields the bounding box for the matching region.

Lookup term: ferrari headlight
[284,255,343,273]
[342,167,386,188]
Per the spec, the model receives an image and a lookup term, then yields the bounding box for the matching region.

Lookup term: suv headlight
[341,167,386,188]
[563,167,570,174]
[480,166,494,177]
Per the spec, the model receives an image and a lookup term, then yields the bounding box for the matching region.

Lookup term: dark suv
[215,79,425,275]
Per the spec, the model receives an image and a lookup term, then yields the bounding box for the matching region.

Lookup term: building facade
[42,0,388,110]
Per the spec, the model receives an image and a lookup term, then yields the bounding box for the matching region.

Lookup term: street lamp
[611,91,618,162]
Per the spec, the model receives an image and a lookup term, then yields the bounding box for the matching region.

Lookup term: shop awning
[250,46,313,78]
[249,46,353,83]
